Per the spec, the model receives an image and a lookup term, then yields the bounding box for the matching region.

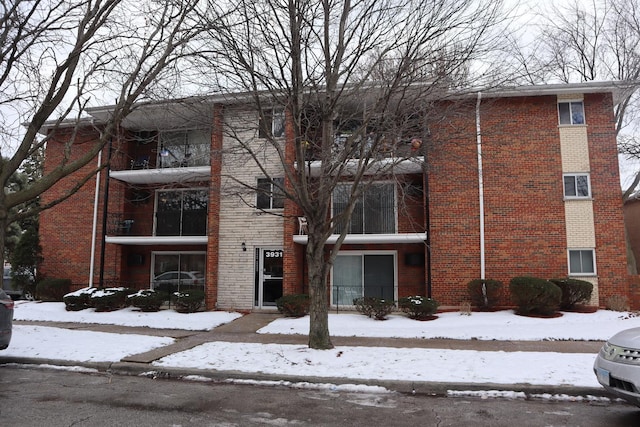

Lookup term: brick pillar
[283,108,305,295]
[206,104,223,309]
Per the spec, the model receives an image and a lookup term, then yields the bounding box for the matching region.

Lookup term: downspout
[98,137,114,288]
[423,131,432,298]
[88,150,103,287]
[476,92,486,280]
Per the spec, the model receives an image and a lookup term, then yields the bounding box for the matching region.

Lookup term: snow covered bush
[90,287,135,312]
[398,296,439,320]
[128,289,166,312]
[173,289,205,313]
[354,297,395,320]
[63,287,97,311]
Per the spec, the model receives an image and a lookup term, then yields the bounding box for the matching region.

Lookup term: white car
[152,271,204,293]
[594,327,640,407]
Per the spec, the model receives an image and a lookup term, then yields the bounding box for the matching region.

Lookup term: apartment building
[38,82,631,310]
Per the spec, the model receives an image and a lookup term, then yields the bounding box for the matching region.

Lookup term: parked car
[2,266,23,300]
[0,289,14,350]
[594,327,640,407]
[152,271,204,293]
[2,266,35,300]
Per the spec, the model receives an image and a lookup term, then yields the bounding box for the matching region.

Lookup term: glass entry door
[255,248,283,308]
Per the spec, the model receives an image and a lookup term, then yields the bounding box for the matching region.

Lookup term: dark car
[0,288,14,350]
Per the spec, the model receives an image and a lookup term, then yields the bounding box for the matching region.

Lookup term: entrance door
[255,248,283,308]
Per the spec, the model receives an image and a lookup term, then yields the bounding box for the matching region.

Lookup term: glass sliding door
[332,252,396,306]
[332,255,363,305]
[155,189,208,236]
[151,252,206,293]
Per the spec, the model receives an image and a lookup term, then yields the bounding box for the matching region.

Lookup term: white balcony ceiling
[110,166,211,184]
[105,236,208,245]
[298,156,425,177]
[293,233,427,245]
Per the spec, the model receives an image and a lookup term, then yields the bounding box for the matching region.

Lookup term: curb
[0,356,609,399]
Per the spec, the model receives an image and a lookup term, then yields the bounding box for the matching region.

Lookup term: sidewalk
[5,313,608,398]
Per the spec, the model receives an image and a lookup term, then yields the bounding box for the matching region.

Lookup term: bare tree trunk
[306,233,333,349]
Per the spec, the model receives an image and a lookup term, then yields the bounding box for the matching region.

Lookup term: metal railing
[332,284,395,313]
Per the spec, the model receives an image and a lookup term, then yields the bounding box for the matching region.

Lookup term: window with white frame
[568,249,595,275]
[257,178,284,209]
[259,109,285,138]
[563,173,591,198]
[558,101,585,125]
[332,182,395,234]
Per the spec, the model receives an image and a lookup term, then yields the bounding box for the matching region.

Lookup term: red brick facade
[38,84,631,310]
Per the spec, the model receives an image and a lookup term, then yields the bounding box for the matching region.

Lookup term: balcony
[110,127,212,185]
[105,212,208,246]
[109,150,211,185]
[297,134,425,177]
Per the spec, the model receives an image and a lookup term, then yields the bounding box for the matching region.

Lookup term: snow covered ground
[4,301,640,391]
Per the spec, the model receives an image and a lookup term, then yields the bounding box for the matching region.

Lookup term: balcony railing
[110,150,210,172]
[106,212,208,237]
[302,135,424,162]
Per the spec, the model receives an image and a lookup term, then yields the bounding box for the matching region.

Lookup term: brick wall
[430,96,583,305]
[585,93,629,305]
[39,127,120,287]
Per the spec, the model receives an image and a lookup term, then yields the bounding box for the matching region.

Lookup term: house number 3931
[265,250,283,258]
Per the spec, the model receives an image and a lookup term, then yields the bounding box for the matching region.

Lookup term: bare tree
[509,0,640,273]
[196,0,506,349]
[0,0,207,270]
[512,0,640,195]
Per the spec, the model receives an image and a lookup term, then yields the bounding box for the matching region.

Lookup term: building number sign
[265,250,283,258]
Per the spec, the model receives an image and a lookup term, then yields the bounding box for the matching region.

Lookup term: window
[563,174,591,198]
[568,249,595,275]
[333,183,395,234]
[158,129,210,168]
[257,178,284,209]
[558,101,585,125]
[155,189,208,236]
[259,109,285,138]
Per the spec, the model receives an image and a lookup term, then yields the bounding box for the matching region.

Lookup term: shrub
[63,287,97,311]
[606,294,630,312]
[173,289,205,313]
[128,289,166,312]
[36,278,72,302]
[90,287,135,312]
[548,278,593,310]
[398,296,439,320]
[275,294,310,317]
[354,296,395,320]
[467,279,503,311]
[509,276,561,316]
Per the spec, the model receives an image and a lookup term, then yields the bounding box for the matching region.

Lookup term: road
[1,365,639,426]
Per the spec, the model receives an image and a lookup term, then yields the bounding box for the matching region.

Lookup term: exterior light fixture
[242,242,247,251]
